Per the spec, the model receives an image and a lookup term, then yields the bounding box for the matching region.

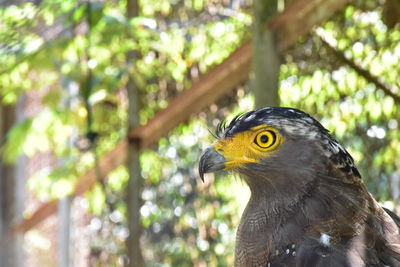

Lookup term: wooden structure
[14,0,348,233]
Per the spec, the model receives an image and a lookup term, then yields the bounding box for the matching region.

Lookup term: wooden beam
[129,41,253,149]
[14,0,348,233]
[14,200,57,233]
[269,0,348,51]
[14,140,127,232]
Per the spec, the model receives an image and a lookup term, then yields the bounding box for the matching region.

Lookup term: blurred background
[0,0,400,266]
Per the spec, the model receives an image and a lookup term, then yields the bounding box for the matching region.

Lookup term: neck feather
[234,173,317,266]
[234,169,367,266]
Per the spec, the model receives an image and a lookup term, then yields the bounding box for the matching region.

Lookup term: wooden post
[0,98,26,267]
[125,0,144,266]
[58,196,72,267]
[252,0,280,108]
[57,79,78,267]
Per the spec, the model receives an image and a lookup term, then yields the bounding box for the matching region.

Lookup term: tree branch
[320,37,400,104]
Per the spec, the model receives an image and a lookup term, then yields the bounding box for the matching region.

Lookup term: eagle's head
[199,107,361,198]
[198,107,400,267]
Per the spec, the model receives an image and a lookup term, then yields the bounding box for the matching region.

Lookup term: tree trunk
[125,0,144,266]
[252,0,281,108]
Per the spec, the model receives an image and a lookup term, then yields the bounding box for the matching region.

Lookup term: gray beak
[199,146,226,182]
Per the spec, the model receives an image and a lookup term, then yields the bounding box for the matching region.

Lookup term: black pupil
[260,135,269,143]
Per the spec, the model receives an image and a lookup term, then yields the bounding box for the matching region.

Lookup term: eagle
[199,107,400,266]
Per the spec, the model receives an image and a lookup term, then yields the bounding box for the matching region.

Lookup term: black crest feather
[215,113,245,138]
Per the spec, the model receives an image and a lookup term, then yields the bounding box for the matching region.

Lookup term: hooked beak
[199,146,226,182]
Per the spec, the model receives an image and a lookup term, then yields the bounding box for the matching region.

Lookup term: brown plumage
[199,107,400,266]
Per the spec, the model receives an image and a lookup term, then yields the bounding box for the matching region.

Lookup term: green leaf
[2,118,33,163]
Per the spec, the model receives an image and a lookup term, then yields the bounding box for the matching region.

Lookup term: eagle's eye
[253,129,279,151]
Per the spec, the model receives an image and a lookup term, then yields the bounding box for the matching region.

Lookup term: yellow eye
[254,130,277,149]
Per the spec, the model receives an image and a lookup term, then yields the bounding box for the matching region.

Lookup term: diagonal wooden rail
[14,0,348,233]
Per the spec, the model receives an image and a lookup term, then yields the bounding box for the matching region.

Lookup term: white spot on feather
[320,233,331,246]
[303,117,314,123]
[330,142,340,153]
[244,114,256,122]
[308,131,318,138]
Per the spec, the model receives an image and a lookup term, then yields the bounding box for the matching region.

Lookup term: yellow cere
[212,125,283,170]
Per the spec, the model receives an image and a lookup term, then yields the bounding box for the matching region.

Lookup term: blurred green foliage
[1,0,400,266]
